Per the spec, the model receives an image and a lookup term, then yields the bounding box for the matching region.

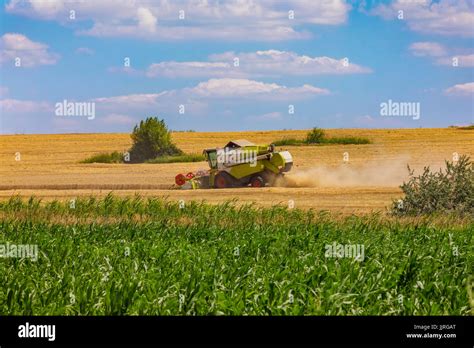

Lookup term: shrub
[146,154,205,164]
[305,127,326,144]
[129,117,182,163]
[272,138,304,146]
[81,151,124,164]
[272,128,371,146]
[323,136,371,145]
[392,155,474,215]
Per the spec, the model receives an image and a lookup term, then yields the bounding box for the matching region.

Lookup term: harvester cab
[175,139,293,189]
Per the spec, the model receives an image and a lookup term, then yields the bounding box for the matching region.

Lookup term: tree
[129,117,182,163]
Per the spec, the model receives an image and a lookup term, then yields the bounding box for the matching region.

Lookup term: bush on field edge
[392,155,473,216]
[273,127,371,146]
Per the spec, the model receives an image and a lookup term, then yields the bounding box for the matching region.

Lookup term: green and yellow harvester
[175,139,293,189]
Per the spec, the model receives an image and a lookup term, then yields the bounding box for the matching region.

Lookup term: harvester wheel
[214,172,230,189]
[250,175,264,188]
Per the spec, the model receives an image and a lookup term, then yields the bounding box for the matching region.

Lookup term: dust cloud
[282,157,412,188]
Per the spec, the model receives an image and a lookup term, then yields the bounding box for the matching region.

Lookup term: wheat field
[0,128,472,213]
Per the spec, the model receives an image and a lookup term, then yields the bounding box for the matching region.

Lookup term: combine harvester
[175,139,293,189]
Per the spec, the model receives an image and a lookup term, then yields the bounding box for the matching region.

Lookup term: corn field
[0,195,472,315]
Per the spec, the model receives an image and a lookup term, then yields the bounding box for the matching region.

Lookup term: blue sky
[0,0,473,134]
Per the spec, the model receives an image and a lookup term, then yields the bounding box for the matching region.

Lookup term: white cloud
[213,50,371,76]
[6,0,350,41]
[0,98,51,112]
[444,82,474,96]
[188,78,330,99]
[144,50,371,78]
[92,78,329,112]
[146,61,236,78]
[93,92,170,106]
[20,0,65,19]
[136,7,157,33]
[409,42,447,57]
[92,90,208,116]
[372,0,474,37]
[409,41,474,67]
[80,23,310,42]
[0,33,59,67]
[436,54,474,67]
[190,79,281,97]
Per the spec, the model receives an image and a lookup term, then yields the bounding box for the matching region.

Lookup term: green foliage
[272,128,371,146]
[272,138,305,146]
[80,151,124,164]
[305,127,326,144]
[393,155,474,215]
[0,195,472,315]
[323,137,371,145]
[129,117,182,163]
[146,154,205,164]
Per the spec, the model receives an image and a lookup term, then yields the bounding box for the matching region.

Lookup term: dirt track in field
[0,128,472,213]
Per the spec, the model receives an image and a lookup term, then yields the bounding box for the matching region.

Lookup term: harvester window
[207,151,217,169]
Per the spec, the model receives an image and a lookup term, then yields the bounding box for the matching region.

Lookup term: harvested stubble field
[0,128,473,213]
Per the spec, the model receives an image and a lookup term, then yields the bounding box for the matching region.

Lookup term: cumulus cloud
[146,61,236,78]
[93,92,170,106]
[372,0,474,37]
[444,82,474,96]
[86,78,328,129]
[94,78,328,104]
[0,33,59,67]
[92,78,329,113]
[188,78,330,99]
[409,41,474,67]
[6,0,350,41]
[409,42,447,57]
[144,50,371,78]
[136,7,157,33]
